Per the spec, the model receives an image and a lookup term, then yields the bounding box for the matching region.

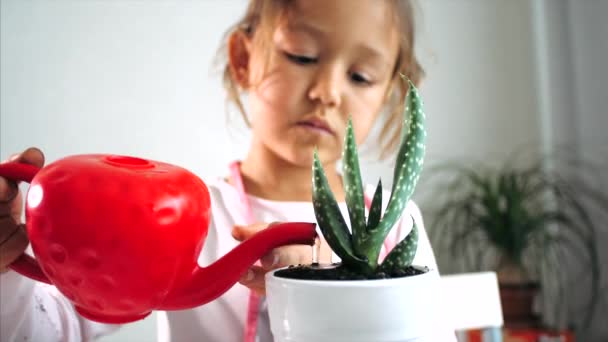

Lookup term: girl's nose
[308,68,343,108]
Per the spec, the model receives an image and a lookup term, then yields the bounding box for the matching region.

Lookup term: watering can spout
[161,222,317,310]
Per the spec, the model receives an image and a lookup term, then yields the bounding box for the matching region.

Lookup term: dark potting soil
[274,263,429,281]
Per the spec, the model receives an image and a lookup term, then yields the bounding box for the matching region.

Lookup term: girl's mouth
[296,118,335,136]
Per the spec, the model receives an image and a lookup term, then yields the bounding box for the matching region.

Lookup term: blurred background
[1,0,606,341]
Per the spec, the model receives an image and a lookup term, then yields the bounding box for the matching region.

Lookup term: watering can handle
[0,161,51,284]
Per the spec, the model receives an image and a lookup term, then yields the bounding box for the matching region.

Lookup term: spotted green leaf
[390,78,426,197]
[379,218,419,272]
[342,118,367,250]
[361,79,426,268]
[310,76,427,275]
[366,179,383,230]
[312,150,365,266]
[378,80,425,233]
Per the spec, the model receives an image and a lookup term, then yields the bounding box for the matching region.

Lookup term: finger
[0,169,25,224]
[0,147,44,204]
[0,192,21,235]
[0,206,10,223]
[14,147,45,168]
[260,245,311,270]
[0,215,22,245]
[0,177,18,203]
[317,235,334,264]
[0,223,28,272]
[260,250,281,270]
[238,265,262,284]
[231,221,280,242]
[0,202,10,218]
[231,223,267,241]
[9,191,24,223]
[238,265,267,296]
[0,181,24,224]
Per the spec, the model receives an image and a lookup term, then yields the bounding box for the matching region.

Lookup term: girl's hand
[232,222,331,296]
[0,148,45,273]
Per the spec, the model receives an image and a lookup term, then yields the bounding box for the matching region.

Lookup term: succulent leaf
[310,76,427,275]
[379,217,419,272]
[312,150,365,266]
[362,79,426,267]
[366,179,383,230]
[378,80,425,232]
[390,79,426,196]
[342,118,367,250]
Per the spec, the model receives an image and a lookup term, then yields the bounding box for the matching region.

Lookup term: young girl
[0,1,450,341]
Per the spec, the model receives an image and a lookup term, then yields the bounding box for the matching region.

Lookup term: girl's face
[243,0,400,167]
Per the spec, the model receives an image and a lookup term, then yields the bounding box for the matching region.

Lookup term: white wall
[366,0,542,183]
[417,0,540,162]
[567,0,608,178]
[1,0,249,180]
[1,0,605,341]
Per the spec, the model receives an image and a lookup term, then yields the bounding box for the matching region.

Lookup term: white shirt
[0,176,440,342]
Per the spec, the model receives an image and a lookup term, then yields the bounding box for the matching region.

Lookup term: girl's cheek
[258,66,307,108]
[250,71,287,107]
[351,98,385,142]
[353,120,375,144]
[255,81,291,111]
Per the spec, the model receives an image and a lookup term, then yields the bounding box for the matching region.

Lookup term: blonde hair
[216,0,425,159]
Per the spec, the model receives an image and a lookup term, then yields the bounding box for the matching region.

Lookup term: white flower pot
[266,266,453,342]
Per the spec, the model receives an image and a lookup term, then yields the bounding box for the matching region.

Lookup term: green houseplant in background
[425,156,607,335]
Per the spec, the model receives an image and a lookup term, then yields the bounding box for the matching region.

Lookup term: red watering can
[0,154,317,324]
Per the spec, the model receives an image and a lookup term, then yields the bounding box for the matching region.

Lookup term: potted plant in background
[265,79,452,342]
[423,155,607,337]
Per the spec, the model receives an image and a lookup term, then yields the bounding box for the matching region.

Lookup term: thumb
[232,221,280,242]
[13,147,45,168]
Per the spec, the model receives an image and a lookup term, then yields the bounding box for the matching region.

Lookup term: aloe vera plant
[312,78,426,276]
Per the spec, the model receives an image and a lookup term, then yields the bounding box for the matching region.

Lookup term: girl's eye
[284,52,318,65]
[350,72,371,85]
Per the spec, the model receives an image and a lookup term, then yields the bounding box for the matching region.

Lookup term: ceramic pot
[266,266,452,342]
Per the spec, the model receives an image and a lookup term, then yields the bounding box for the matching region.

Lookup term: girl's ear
[228,30,252,89]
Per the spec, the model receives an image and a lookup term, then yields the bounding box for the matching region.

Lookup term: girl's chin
[263,134,342,167]
[284,146,341,167]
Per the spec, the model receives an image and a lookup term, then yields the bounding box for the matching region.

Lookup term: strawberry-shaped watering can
[0,154,317,323]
